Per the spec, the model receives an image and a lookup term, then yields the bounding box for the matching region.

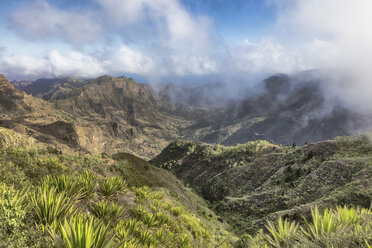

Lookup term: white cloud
[272,0,372,113]
[171,55,217,76]
[95,0,212,51]
[48,50,105,77]
[1,54,51,78]
[9,0,101,45]
[103,45,159,75]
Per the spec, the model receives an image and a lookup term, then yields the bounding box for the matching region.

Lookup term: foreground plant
[90,200,124,221]
[79,171,97,199]
[264,217,299,247]
[32,185,78,229]
[99,177,127,197]
[301,206,339,240]
[51,215,114,248]
[43,174,81,198]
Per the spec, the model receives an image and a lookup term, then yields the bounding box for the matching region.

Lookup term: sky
[0,0,372,93]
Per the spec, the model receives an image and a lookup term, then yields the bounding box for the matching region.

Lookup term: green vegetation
[0,127,233,247]
[239,205,372,247]
[151,135,372,236]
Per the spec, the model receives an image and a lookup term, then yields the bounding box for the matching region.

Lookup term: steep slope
[0,74,82,152]
[52,75,193,157]
[151,135,372,234]
[0,126,234,247]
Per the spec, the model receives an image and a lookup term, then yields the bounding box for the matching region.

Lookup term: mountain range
[3,72,367,158]
[2,72,372,247]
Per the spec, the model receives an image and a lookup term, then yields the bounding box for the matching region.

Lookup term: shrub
[0,183,28,236]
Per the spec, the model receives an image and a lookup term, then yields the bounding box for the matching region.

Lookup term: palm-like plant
[99,177,127,197]
[52,215,114,248]
[43,174,81,198]
[90,200,124,221]
[336,205,361,226]
[79,171,97,199]
[115,219,139,241]
[301,206,339,240]
[137,229,154,247]
[32,185,78,229]
[264,217,299,247]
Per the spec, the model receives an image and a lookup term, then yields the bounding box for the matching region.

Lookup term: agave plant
[154,229,168,245]
[179,234,190,248]
[137,229,154,247]
[142,213,158,228]
[115,219,139,241]
[335,205,361,226]
[134,186,151,202]
[99,177,127,197]
[32,185,78,229]
[43,174,81,198]
[51,215,114,248]
[90,200,124,221]
[79,171,97,199]
[264,217,299,248]
[301,206,339,240]
[155,211,168,225]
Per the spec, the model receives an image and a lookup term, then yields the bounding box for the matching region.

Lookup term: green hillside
[0,127,234,248]
[151,136,372,239]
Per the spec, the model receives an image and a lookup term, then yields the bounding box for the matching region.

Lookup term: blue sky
[0,0,371,86]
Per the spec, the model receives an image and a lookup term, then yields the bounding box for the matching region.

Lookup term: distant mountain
[50,75,190,157]
[11,77,89,100]
[2,72,371,158]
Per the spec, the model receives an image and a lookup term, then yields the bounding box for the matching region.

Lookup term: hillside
[0,127,234,247]
[151,135,372,236]
[3,74,192,158]
[51,75,193,157]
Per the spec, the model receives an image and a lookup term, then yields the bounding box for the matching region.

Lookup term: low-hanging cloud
[272,0,372,114]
